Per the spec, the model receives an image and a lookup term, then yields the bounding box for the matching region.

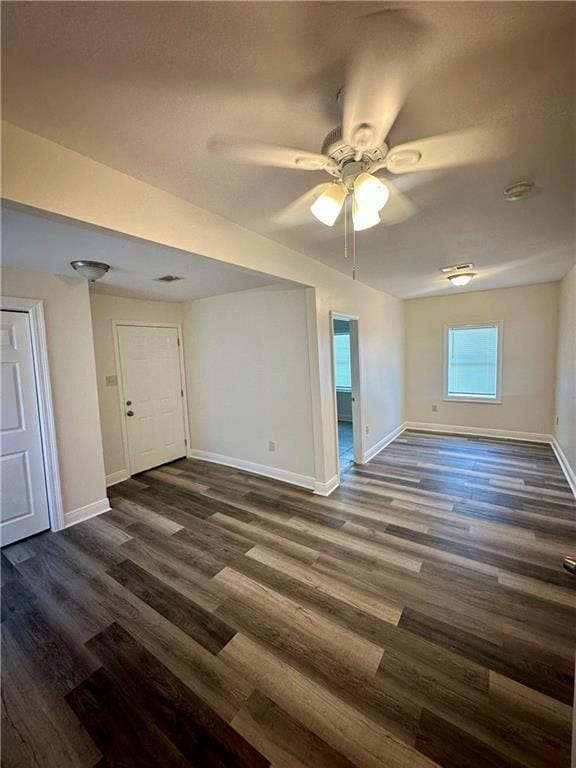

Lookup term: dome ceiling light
[70,260,110,282]
[447,272,476,287]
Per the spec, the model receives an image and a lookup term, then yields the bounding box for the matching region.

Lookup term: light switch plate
[105,375,118,387]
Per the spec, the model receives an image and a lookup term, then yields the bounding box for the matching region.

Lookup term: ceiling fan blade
[273,183,334,227]
[379,182,418,226]
[343,10,429,152]
[208,137,334,171]
[385,124,515,174]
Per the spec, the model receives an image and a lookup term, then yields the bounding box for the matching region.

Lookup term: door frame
[0,297,65,531]
[112,321,191,477]
[329,311,363,479]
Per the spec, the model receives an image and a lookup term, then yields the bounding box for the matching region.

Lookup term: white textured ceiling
[1,206,294,301]
[2,1,575,297]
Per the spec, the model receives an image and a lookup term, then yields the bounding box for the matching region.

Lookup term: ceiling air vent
[155,275,183,283]
[439,263,474,274]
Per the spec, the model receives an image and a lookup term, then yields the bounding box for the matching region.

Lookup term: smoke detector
[504,180,535,201]
[155,275,184,282]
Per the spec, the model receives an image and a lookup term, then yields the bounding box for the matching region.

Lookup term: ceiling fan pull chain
[352,221,357,281]
[344,195,348,260]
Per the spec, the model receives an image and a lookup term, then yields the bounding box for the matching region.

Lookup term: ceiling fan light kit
[310,171,389,231]
[310,183,347,226]
[353,172,390,213]
[352,199,381,232]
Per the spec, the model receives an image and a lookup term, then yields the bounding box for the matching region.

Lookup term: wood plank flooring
[2,430,575,768]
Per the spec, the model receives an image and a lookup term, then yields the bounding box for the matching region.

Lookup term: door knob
[126,400,132,406]
[126,410,134,417]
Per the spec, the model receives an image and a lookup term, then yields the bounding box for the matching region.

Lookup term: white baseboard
[404,422,553,444]
[314,475,340,496]
[362,423,406,463]
[64,497,111,528]
[105,469,130,487]
[551,438,576,498]
[187,449,316,492]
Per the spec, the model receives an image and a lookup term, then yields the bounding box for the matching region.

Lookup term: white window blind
[447,325,499,398]
[333,333,352,390]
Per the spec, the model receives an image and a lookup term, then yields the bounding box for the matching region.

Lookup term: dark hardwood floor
[2,430,575,768]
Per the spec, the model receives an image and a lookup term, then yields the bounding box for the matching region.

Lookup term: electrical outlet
[105,375,118,387]
[268,441,276,452]
[365,425,370,435]
[432,404,438,412]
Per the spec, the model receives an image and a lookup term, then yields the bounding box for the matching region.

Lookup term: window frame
[443,321,503,404]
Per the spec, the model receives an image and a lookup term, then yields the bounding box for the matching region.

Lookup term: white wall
[1,265,108,517]
[554,264,576,488]
[183,287,316,484]
[90,293,184,481]
[404,282,560,437]
[3,123,405,487]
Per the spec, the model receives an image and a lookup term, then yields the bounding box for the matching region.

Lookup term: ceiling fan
[209,10,512,235]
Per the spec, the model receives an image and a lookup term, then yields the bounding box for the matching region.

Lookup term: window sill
[443,396,502,404]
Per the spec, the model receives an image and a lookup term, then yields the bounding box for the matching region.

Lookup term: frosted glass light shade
[70,260,110,282]
[353,173,389,213]
[352,200,380,231]
[447,272,475,287]
[310,184,347,226]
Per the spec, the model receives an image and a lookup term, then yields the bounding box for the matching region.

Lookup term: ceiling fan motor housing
[321,126,388,179]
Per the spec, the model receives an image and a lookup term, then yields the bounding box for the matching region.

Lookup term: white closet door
[117,325,186,475]
[1,310,50,546]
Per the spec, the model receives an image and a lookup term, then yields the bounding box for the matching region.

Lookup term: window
[333,332,352,390]
[445,323,502,402]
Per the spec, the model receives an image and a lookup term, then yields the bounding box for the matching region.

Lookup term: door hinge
[184,438,187,446]
[177,337,180,347]
[181,389,184,397]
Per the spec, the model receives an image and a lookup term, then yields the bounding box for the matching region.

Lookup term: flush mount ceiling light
[504,180,535,201]
[447,271,476,287]
[70,260,110,282]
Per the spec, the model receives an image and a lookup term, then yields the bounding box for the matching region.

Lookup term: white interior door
[1,310,50,546]
[117,325,187,474]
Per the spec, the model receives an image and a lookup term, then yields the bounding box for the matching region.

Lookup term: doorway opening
[331,313,362,474]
